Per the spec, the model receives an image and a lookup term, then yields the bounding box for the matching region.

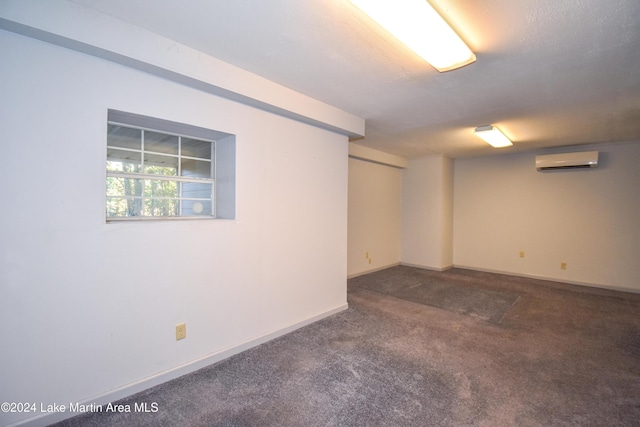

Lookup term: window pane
[143,179,179,198]
[106,112,228,221]
[181,158,212,179]
[144,131,178,154]
[182,200,212,216]
[106,177,143,197]
[144,198,178,217]
[108,125,141,150]
[144,153,178,176]
[107,149,141,172]
[106,197,142,217]
[182,138,212,159]
[182,182,212,199]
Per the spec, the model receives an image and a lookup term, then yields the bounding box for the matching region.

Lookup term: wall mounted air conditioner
[535,151,599,171]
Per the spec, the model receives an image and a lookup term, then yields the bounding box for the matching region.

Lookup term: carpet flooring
[55,266,640,426]
[349,267,520,323]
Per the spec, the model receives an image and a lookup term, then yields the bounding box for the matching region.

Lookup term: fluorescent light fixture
[474,125,513,148]
[347,0,476,72]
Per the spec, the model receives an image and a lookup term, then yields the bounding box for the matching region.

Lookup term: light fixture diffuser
[474,125,513,148]
[348,0,476,72]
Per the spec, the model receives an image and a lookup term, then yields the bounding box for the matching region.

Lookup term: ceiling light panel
[348,0,476,72]
[474,125,513,148]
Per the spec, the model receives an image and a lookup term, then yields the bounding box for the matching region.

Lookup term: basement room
[1,0,639,426]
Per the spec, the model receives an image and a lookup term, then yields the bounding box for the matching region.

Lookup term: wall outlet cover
[176,323,187,340]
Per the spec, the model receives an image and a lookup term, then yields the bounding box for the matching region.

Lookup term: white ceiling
[70,0,640,159]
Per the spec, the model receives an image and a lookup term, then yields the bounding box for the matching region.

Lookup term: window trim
[105,110,235,222]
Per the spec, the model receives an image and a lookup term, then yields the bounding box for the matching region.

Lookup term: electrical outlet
[368,258,372,264]
[560,262,567,270]
[366,252,369,259]
[519,251,525,258]
[176,323,187,340]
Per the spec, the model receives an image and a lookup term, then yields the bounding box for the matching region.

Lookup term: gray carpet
[349,267,520,323]
[54,266,640,426]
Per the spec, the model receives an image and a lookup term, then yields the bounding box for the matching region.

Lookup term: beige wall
[349,142,640,293]
[401,156,454,270]
[347,157,402,277]
[453,142,640,292]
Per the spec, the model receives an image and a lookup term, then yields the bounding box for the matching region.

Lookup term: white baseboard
[347,262,400,279]
[400,262,453,272]
[453,264,640,295]
[10,303,349,427]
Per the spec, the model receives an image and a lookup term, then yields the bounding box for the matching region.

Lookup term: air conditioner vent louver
[536,151,599,171]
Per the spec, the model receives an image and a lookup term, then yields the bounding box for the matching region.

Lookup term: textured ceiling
[70,0,640,158]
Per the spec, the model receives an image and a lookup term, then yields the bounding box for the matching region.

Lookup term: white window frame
[105,110,236,222]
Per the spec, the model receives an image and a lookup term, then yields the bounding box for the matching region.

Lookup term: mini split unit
[535,151,599,171]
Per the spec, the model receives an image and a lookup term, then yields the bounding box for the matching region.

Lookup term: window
[106,110,236,221]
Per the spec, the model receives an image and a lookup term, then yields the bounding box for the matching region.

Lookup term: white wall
[0,0,364,139]
[453,142,640,292]
[0,29,348,426]
[347,158,402,277]
[401,156,454,270]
